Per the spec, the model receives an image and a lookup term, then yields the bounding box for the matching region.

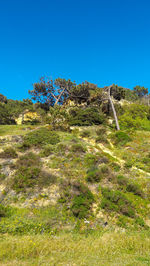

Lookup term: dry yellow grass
[0,231,150,265]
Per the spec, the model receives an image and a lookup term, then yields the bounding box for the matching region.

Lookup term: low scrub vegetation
[22,127,60,148]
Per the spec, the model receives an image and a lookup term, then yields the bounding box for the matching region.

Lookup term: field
[0,231,150,265]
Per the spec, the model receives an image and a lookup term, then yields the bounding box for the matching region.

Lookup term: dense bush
[59,181,94,219]
[101,188,135,217]
[71,184,94,218]
[113,131,132,146]
[0,104,16,125]
[69,107,105,126]
[22,127,60,148]
[119,104,150,130]
[86,167,102,183]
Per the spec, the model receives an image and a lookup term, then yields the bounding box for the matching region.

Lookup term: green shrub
[69,107,105,126]
[0,204,7,217]
[113,131,132,146]
[117,175,128,187]
[71,184,94,218]
[80,130,91,138]
[10,152,57,192]
[71,143,86,153]
[22,128,60,148]
[0,147,18,158]
[124,160,133,169]
[95,135,108,144]
[126,182,144,197]
[84,154,98,167]
[86,167,102,183]
[119,104,150,131]
[135,217,145,227]
[59,181,94,219]
[96,128,106,136]
[110,162,121,172]
[101,188,135,217]
[40,145,55,157]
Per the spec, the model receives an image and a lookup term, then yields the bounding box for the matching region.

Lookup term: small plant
[0,147,18,158]
[0,204,7,217]
[40,145,55,157]
[86,167,102,183]
[96,127,106,136]
[110,162,121,172]
[84,154,98,167]
[126,182,144,197]
[80,130,91,138]
[95,135,108,144]
[117,175,128,187]
[124,160,133,169]
[71,143,86,153]
[113,131,132,146]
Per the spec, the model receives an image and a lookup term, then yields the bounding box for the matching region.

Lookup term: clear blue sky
[0,0,150,100]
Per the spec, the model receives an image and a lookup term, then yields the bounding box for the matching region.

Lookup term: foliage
[113,131,132,146]
[46,105,70,131]
[119,104,150,130]
[0,104,16,125]
[40,145,55,157]
[69,107,105,126]
[101,188,135,217]
[71,143,86,153]
[59,181,94,219]
[29,77,55,110]
[126,183,144,197]
[0,147,18,158]
[133,86,148,98]
[86,166,102,183]
[22,127,60,148]
[0,204,8,217]
[110,85,126,101]
[10,152,57,192]
[71,183,94,218]
[80,130,91,138]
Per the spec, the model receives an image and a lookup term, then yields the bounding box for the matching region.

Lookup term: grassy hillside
[0,123,150,264]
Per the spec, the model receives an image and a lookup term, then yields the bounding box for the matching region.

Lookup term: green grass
[0,125,36,136]
[0,231,150,265]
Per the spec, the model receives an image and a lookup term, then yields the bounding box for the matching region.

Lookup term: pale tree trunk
[108,85,120,131]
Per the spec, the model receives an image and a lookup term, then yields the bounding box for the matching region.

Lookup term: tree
[0,94,7,103]
[133,86,148,98]
[29,77,55,110]
[29,77,97,108]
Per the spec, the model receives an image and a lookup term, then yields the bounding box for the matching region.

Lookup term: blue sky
[0,0,150,100]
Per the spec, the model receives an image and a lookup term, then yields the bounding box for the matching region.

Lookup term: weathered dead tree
[107,85,120,131]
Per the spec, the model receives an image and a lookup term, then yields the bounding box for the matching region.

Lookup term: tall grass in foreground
[0,231,150,265]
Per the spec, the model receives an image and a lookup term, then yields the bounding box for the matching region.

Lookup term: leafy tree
[29,77,98,108]
[0,104,16,124]
[133,86,148,98]
[29,77,55,110]
[110,85,126,101]
[0,94,7,103]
